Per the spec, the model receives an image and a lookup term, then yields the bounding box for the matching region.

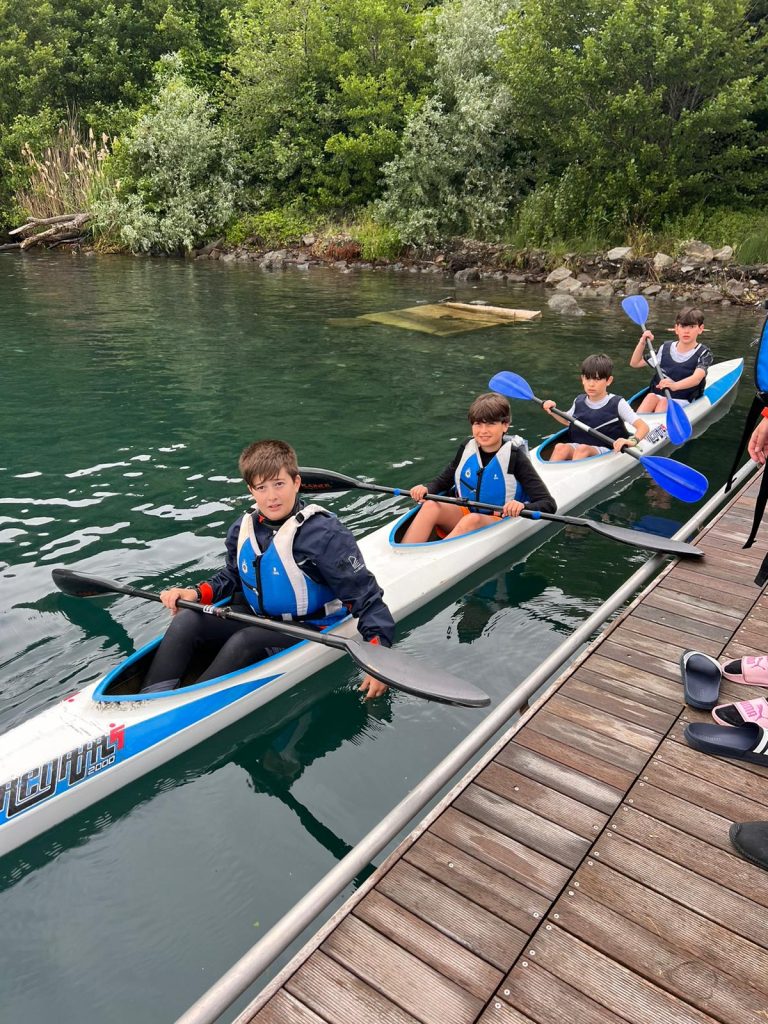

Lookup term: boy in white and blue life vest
[141,440,395,700]
[402,392,556,544]
[542,353,649,461]
[630,305,713,413]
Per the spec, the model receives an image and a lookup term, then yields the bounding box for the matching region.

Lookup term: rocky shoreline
[194,235,768,313]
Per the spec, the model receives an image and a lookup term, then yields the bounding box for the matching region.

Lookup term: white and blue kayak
[0,358,743,856]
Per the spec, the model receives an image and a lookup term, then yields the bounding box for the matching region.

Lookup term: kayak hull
[0,358,743,856]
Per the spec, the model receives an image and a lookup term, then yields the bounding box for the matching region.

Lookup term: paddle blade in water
[586,520,703,558]
[638,454,708,503]
[347,638,490,707]
[665,398,693,445]
[621,295,650,327]
[488,371,535,401]
[52,568,136,599]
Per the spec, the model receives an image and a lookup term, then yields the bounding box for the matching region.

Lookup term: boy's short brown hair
[239,440,299,486]
[580,353,614,380]
[468,392,511,424]
[675,306,704,327]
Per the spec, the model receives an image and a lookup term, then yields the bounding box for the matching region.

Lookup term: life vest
[236,504,345,627]
[454,437,527,509]
[568,394,630,447]
[650,342,706,401]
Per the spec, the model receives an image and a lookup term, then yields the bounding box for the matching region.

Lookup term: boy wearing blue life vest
[141,439,395,700]
[402,392,556,544]
[630,305,713,413]
[542,353,649,461]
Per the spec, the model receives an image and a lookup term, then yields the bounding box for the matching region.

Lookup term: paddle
[488,370,708,503]
[51,568,490,708]
[621,294,692,444]
[299,467,703,558]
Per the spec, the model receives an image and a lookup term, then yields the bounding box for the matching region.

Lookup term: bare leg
[549,443,574,462]
[636,393,667,413]
[402,500,464,543]
[444,512,499,538]
[573,444,601,459]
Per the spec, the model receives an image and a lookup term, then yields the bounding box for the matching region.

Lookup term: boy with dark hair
[141,439,395,700]
[402,392,556,544]
[630,306,713,413]
[543,353,649,461]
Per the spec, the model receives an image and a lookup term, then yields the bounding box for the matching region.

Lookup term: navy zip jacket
[426,441,557,513]
[202,502,395,647]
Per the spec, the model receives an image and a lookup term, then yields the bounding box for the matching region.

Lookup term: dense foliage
[2,0,768,253]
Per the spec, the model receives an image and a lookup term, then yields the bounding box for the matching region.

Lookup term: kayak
[0,357,743,857]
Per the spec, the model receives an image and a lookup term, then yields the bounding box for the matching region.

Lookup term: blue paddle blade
[665,398,693,445]
[638,453,707,503]
[621,294,650,327]
[488,370,535,401]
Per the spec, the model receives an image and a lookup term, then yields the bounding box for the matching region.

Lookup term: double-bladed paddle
[621,294,692,444]
[51,568,490,708]
[299,467,703,558]
[488,370,708,503]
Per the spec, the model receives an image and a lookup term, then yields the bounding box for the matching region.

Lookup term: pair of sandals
[681,654,768,766]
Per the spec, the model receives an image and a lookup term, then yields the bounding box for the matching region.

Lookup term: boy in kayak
[141,439,395,700]
[402,392,556,543]
[629,305,713,412]
[542,353,649,461]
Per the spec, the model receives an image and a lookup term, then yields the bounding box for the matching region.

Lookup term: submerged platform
[329,302,541,336]
[238,472,768,1024]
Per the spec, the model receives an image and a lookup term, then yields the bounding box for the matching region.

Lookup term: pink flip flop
[712,695,768,728]
[721,656,768,686]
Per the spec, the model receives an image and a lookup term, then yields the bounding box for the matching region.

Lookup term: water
[0,251,761,1022]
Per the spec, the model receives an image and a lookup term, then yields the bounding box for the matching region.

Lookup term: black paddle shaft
[541,399,641,459]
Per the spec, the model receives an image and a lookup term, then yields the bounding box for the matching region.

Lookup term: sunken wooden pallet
[239,471,768,1024]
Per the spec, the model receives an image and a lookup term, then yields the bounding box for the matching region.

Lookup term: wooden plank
[544,694,661,752]
[642,588,744,629]
[523,925,720,1024]
[631,602,732,643]
[404,830,547,931]
[494,741,624,813]
[354,890,502,1001]
[659,572,756,609]
[581,651,681,695]
[552,883,768,1021]
[617,615,723,656]
[625,782,738,853]
[512,726,635,790]
[252,989,327,1024]
[612,807,768,908]
[476,1000,536,1024]
[574,858,768,995]
[652,739,768,808]
[669,557,760,589]
[430,808,571,899]
[323,915,483,1024]
[561,676,676,733]
[601,635,682,679]
[500,960,628,1024]
[286,950,421,1024]
[640,756,768,820]
[594,831,768,949]
[454,783,592,868]
[377,859,527,969]
[570,665,681,714]
[524,709,648,772]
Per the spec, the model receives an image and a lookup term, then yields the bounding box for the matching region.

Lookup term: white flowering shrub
[93,55,238,252]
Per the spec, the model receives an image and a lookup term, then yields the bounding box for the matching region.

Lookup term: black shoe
[729,821,768,870]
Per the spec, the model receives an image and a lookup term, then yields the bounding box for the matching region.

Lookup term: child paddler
[543,353,649,461]
[402,392,556,544]
[141,439,395,700]
[630,305,713,413]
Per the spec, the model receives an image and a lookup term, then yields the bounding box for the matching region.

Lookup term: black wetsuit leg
[142,608,296,689]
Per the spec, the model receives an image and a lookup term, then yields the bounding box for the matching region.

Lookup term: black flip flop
[730,822,768,871]
[684,722,768,765]
[680,650,722,710]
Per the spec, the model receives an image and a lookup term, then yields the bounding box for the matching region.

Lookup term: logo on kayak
[645,424,668,445]
[0,723,125,823]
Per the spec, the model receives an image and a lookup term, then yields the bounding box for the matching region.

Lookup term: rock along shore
[192,235,768,313]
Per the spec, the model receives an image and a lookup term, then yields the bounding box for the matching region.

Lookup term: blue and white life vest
[236,504,345,628]
[454,437,527,508]
[568,394,630,447]
[650,342,705,401]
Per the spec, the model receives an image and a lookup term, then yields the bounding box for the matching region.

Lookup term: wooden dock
[239,473,768,1024]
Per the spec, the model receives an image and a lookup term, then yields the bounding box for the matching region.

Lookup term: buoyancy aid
[454,437,527,508]
[568,394,630,447]
[650,342,706,401]
[236,504,345,628]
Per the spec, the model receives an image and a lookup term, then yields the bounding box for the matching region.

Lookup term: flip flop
[684,722,768,765]
[721,656,768,686]
[712,696,768,728]
[680,650,722,710]
[730,821,768,871]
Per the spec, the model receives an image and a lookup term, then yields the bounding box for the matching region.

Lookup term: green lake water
[0,251,761,1022]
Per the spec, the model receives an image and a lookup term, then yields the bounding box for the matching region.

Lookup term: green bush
[226,207,313,247]
[354,217,403,261]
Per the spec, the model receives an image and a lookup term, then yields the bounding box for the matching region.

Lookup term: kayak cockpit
[93,637,223,700]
